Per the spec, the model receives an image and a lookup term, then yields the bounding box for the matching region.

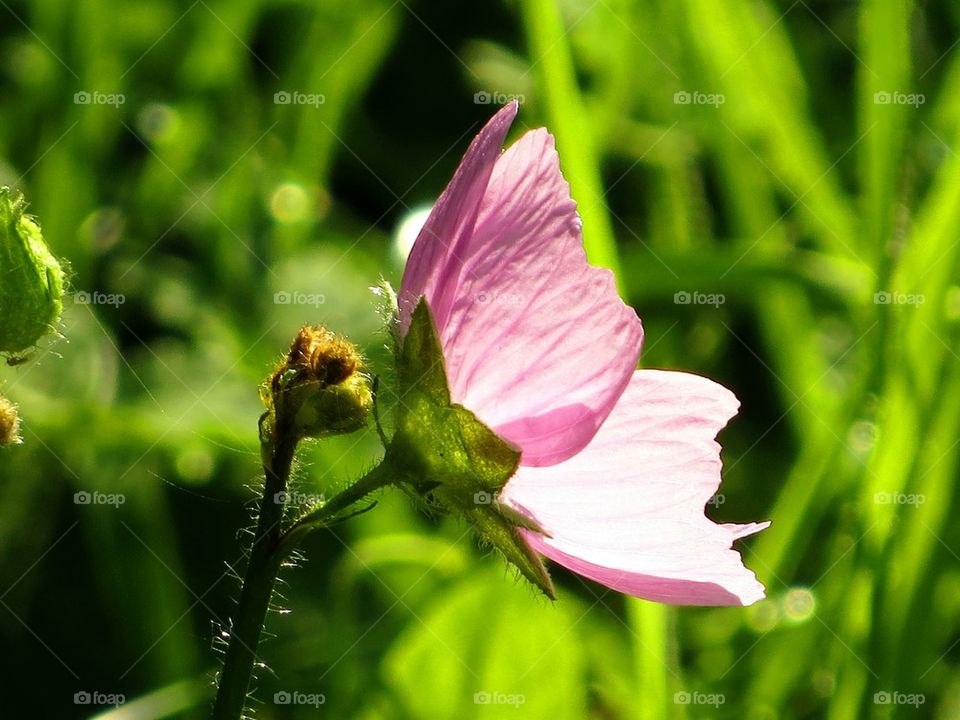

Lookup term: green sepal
[395,297,452,407]
[466,505,556,600]
[384,298,554,597]
[289,372,372,439]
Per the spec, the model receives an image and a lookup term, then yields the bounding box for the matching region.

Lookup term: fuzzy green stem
[211,428,296,720]
[211,436,391,720]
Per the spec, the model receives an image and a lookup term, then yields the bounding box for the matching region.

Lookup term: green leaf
[385,298,554,597]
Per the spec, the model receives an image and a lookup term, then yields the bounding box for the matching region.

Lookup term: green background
[1,0,959,717]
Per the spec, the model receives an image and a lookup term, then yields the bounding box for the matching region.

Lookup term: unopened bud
[266,326,372,441]
[0,187,65,352]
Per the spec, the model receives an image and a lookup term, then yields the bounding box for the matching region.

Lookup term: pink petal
[399,101,519,335]
[400,106,643,467]
[501,369,769,606]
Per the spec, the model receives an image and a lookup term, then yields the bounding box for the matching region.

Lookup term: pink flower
[398,101,769,606]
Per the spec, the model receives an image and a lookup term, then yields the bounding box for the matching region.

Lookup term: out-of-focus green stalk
[520,0,623,282]
[880,353,960,682]
[826,570,874,720]
[90,679,208,720]
[858,0,914,267]
[628,600,673,719]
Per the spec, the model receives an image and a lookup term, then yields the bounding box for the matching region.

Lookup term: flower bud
[266,326,372,441]
[0,395,21,445]
[0,187,65,353]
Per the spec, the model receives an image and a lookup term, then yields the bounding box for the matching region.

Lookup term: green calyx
[0,187,65,353]
[381,299,554,598]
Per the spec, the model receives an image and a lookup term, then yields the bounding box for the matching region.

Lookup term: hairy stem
[211,428,296,720]
[211,429,391,720]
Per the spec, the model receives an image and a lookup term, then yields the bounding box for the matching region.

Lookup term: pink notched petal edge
[502,370,770,606]
[398,102,770,606]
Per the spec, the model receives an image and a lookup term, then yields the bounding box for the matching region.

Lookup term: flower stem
[211,429,393,720]
[279,461,393,554]
[211,428,296,720]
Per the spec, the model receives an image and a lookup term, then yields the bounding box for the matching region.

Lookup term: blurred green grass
[1,0,960,718]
